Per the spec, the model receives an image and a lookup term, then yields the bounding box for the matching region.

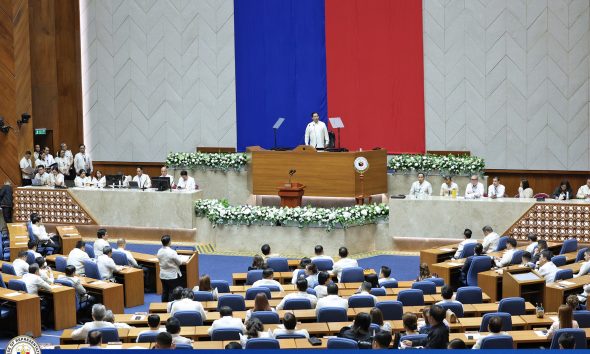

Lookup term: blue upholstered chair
[376,301,403,320]
[340,267,365,283]
[456,286,483,304]
[560,239,578,255]
[549,329,586,349]
[397,289,424,306]
[479,312,512,332]
[217,294,246,311]
[498,297,525,315]
[466,256,492,286]
[480,335,514,349]
[327,338,358,349]
[266,258,289,272]
[317,307,348,322]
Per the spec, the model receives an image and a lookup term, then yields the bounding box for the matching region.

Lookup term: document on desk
[14,236,28,239]
[440,248,455,252]
[179,255,190,263]
[4,292,21,297]
[559,281,575,286]
[534,330,548,337]
[91,280,106,285]
[512,272,540,281]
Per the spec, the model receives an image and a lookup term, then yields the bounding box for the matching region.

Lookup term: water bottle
[536,302,545,318]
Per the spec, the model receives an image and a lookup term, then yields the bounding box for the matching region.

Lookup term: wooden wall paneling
[92,162,165,179]
[484,170,589,198]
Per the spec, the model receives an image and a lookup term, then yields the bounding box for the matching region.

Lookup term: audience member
[22,264,51,295]
[532,240,548,264]
[311,245,333,262]
[74,169,91,187]
[136,314,162,341]
[350,281,377,305]
[169,288,207,320]
[566,295,582,311]
[365,273,379,289]
[224,342,242,349]
[55,150,71,177]
[71,304,114,340]
[87,331,103,348]
[439,175,458,196]
[97,246,123,281]
[248,255,266,271]
[20,151,34,186]
[409,172,432,198]
[59,265,95,305]
[13,251,29,276]
[272,312,309,338]
[537,250,557,283]
[208,306,246,335]
[166,316,192,345]
[338,312,372,348]
[558,333,576,349]
[521,252,535,269]
[547,305,579,339]
[465,175,484,199]
[291,257,311,284]
[240,318,269,347]
[260,244,277,260]
[453,229,476,259]
[373,330,392,349]
[34,165,50,186]
[574,248,590,278]
[104,309,132,328]
[332,247,358,282]
[193,274,218,299]
[30,214,59,250]
[576,178,590,199]
[245,293,276,322]
[166,286,184,313]
[93,170,105,188]
[494,237,517,267]
[35,257,54,284]
[481,225,500,253]
[93,229,110,257]
[472,315,509,349]
[305,263,319,288]
[68,241,91,276]
[276,278,317,310]
[417,263,436,281]
[48,166,65,187]
[370,307,391,332]
[435,285,462,309]
[154,332,174,349]
[461,243,492,285]
[315,283,348,311]
[403,305,448,349]
[553,180,573,200]
[378,265,396,285]
[313,271,330,298]
[526,233,538,253]
[252,268,284,292]
[447,338,466,349]
[115,239,140,267]
[157,235,185,302]
[27,240,42,259]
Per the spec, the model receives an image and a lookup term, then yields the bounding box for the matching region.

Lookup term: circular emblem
[354,156,370,173]
[6,336,41,354]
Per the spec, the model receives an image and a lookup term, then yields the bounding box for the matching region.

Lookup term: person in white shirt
[305,263,319,288]
[92,170,106,188]
[166,316,192,345]
[350,281,377,305]
[332,247,359,282]
[27,240,42,259]
[97,246,123,281]
[74,169,91,187]
[48,166,65,187]
[74,144,93,175]
[304,112,329,149]
[537,250,558,283]
[315,283,348,311]
[136,314,163,342]
[208,306,245,335]
[494,237,517,267]
[177,170,196,191]
[272,312,309,339]
[33,165,51,186]
[103,309,132,329]
[43,147,55,167]
[576,178,590,199]
[93,228,110,257]
[290,258,311,284]
[59,265,94,303]
[22,263,52,295]
[525,234,538,254]
[252,268,284,292]
[68,240,92,275]
[465,175,484,199]
[34,152,46,168]
[481,226,500,253]
[13,251,30,276]
[157,235,186,302]
[133,166,151,188]
[547,305,579,340]
[574,248,590,278]
[20,151,34,186]
[245,293,277,322]
[276,278,318,310]
[488,176,505,198]
[439,175,458,196]
[452,229,477,259]
[311,245,333,263]
[313,272,330,299]
[169,289,207,320]
[159,166,174,186]
[435,285,463,309]
[59,143,74,166]
[378,266,397,286]
[30,214,59,249]
[36,257,54,284]
[116,239,139,267]
[55,150,71,177]
[240,317,271,347]
[71,304,115,340]
[33,144,41,161]
[409,172,432,198]
[518,179,534,198]
[471,315,509,349]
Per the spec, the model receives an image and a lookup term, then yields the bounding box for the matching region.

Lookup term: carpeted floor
[0,243,420,348]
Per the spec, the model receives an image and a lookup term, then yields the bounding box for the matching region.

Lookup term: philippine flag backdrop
[234,0,425,154]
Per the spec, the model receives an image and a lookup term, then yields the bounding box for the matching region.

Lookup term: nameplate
[4,292,20,297]
[440,248,454,252]
[14,236,28,239]
[15,242,28,245]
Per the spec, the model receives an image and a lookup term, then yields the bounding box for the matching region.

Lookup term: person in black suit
[0,181,13,223]
[461,243,493,286]
[402,305,449,349]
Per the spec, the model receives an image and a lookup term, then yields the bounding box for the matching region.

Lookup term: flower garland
[166,152,248,171]
[388,154,485,175]
[195,199,389,231]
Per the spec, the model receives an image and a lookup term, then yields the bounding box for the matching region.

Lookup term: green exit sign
[34,128,46,135]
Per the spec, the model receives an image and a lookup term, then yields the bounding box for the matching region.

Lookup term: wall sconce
[17,113,31,128]
[0,117,11,134]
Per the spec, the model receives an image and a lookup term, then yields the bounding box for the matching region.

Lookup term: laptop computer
[128,181,139,189]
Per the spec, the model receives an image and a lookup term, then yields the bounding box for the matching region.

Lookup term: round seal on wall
[5,336,41,354]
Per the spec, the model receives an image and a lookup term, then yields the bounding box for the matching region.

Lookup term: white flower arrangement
[166,152,248,171]
[388,154,485,176]
[195,199,389,231]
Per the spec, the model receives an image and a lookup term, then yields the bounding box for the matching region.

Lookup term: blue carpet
[0,243,419,348]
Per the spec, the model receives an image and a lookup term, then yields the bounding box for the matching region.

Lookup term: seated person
[481,226,500,253]
[166,316,191,345]
[547,305,579,339]
[272,312,309,338]
[34,165,51,186]
[97,246,124,281]
[240,318,270,347]
[559,333,576,349]
[305,263,319,288]
[461,243,486,285]
[67,240,91,275]
[316,283,348,311]
[224,342,242,349]
[27,240,42,259]
[488,176,505,198]
[93,228,110,257]
[350,281,377,305]
[136,314,163,341]
[373,330,393,349]
[87,331,102,348]
[447,338,466,349]
[276,278,317,310]
[208,306,245,335]
[537,250,557,283]
[155,332,174,350]
[521,251,535,268]
[59,265,96,305]
[465,175,484,199]
[48,166,65,187]
[169,288,207,320]
[452,229,477,259]
[553,180,573,200]
[577,178,590,199]
[409,172,432,197]
[472,315,509,349]
[370,307,391,332]
[30,214,60,250]
[574,248,590,278]
[115,238,140,267]
[435,285,463,310]
[291,257,311,284]
[439,175,458,196]
[311,245,333,262]
[248,255,266,271]
[378,265,396,285]
[177,170,196,191]
[104,309,132,328]
[566,294,582,311]
[338,312,372,349]
[93,170,106,188]
[166,286,185,313]
[417,263,437,281]
[532,240,549,264]
[13,251,29,276]
[518,178,534,198]
[71,304,115,340]
[35,257,54,284]
[245,293,276,322]
[193,274,218,300]
[252,268,284,292]
[260,244,278,260]
[74,169,91,187]
[313,271,330,299]
[394,313,419,348]
[132,166,151,189]
[159,166,174,185]
[332,247,359,282]
[525,233,538,253]
[22,263,52,295]
[403,305,449,349]
[494,237,517,267]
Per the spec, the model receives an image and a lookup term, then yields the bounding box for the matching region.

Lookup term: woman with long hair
[370,307,391,332]
[518,178,534,198]
[547,304,579,339]
[553,180,573,200]
[245,293,275,322]
[193,274,218,299]
[248,255,266,271]
[338,312,373,348]
[240,317,269,346]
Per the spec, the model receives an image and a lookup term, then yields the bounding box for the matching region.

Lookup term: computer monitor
[152,177,171,191]
[105,174,124,187]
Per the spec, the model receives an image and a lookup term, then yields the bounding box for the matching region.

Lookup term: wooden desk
[7,223,29,261]
[0,286,42,336]
[502,270,545,304]
[520,314,557,329]
[60,328,130,344]
[115,313,172,326]
[129,251,161,294]
[55,226,82,255]
[545,274,590,312]
[430,259,464,288]
[232,271,294,285]
[420,244,460,266]
[115,267,144,308]
[179,250,199,290]
[249,147,387,197]
[469,302,535,317]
